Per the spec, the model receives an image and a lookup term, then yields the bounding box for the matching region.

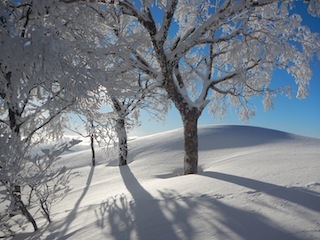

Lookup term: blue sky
[130,2,320,139]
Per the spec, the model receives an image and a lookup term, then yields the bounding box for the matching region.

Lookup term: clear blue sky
[130,2,320,139]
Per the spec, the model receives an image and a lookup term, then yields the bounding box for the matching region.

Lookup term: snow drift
[13,125,320,240]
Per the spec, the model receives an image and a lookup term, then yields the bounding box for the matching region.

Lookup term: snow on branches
[106,0,320,173]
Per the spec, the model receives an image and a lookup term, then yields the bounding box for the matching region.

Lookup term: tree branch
[170,0,275,61]
[156,0,178,47]
[203,59,262,99]
[24,100,75,143]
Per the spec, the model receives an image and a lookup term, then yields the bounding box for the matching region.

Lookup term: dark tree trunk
[116,117,128,166]
[181,108,201,174]
[40,199,51,223]
[164,70,203,175]
[18,200,38,231]
[90,121,95,167]
[90,133,95,167]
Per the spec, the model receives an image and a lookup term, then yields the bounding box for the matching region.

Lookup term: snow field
[13,125,320,240]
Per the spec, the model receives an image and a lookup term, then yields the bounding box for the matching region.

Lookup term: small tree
[0,131,39,231]
[0,128,80,232]
[66,110,116,167]
[26,140,80,223]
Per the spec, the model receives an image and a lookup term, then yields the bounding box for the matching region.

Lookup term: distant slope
[129,124,312,153]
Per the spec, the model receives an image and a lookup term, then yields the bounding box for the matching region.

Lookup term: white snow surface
[13,125,320,240]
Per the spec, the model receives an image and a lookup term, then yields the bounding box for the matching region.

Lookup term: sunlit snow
[11,125,320,240]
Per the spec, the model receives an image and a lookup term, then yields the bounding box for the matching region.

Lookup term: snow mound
[13,125,320,240]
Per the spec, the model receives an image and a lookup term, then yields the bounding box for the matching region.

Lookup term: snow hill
[14,125,320,240]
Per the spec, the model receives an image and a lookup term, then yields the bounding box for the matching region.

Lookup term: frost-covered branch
[24,100,75,143]
[156,0,178,47]
[170,0,275,61]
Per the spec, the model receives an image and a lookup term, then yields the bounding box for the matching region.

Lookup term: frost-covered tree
[67,100,116,167]
[0,131,39,231]
[25,139,80,223]
[0,128,80,233]
[0,0,81,232]
[57,1,169,166]
[107,71,167,165]
[97,7,169,166]
[102,0,320,174]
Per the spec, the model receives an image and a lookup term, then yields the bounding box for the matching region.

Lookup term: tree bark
[90,133,95,167]
[18,200,38,231]
[10,186,38,231]
[164,69,203,175]
[181,108,201,174]
[90,121,95,167]
[115,117,128,166]
[40,199,51,223]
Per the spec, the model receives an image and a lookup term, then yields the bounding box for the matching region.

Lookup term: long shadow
[206,196,303,240]
[101,188,302,240]
[114,165,180,240]
[45,166,95,240]
[161,189,303,240]
[201,171,320,212]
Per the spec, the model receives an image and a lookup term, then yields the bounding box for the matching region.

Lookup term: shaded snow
[12,125,320,240]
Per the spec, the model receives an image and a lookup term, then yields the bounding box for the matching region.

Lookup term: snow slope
[13,125,320,240]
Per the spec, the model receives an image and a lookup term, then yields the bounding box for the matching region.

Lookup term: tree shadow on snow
[98,165,180,240]
[96,166,304,240]
[201,171,320,212]
[36,166,96,240]
[158,190,304,240]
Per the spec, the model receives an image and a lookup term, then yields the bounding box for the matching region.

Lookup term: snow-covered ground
[13,125,320,240]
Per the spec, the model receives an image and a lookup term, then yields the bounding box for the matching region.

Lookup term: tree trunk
[18,200,38,231]
[181,108,201,174]
[10,186,38,231]
[90,121,95,167]
[115,117,128,166]
[90,133,95,167]
[40,199,51,223]
[6,72,37,230]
